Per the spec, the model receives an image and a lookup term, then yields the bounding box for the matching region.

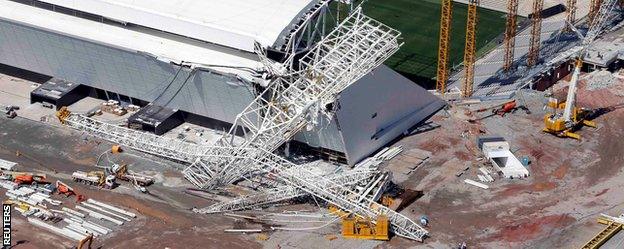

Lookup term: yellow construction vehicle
[111,145,123,154]
[543,1,616,139]
[341,214,389,241]
[77,233,94,249]
[3,200,31,213]
[55,106,71,124]
[543,60,597,140]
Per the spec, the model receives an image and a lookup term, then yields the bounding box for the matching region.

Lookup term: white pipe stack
[82,203,131,222]
[75,206,123,226]
[28,217,85,241]
[87,199,136,218]
[62,207,86,218]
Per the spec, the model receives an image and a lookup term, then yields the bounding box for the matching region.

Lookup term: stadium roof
[35,0,322,52]
[0,0,264,79]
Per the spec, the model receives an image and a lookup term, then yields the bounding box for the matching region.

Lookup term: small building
[477,136,529,179]
[0,158,17,171]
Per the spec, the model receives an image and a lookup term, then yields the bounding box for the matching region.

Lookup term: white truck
[72,171,116,189]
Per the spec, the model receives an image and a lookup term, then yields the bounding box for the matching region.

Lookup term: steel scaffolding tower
[462,0,479,98]
[503,0,519,72]
[436,0,453,95]
[527,0,545,67]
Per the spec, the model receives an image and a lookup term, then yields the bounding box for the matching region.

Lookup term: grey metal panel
[334,65,445,165]
[0,18,255,123]
[294,117,346,153]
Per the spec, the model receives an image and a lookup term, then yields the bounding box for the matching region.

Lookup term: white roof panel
[37,0,319,52]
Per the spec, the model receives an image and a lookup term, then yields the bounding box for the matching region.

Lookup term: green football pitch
[359,0,508,86]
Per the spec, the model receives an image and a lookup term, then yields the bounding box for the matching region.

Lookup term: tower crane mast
[503,0,519,72]
[462,0,479,98]
[436,0,453,95]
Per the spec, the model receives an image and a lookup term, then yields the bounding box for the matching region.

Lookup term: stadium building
[0,0,444,165]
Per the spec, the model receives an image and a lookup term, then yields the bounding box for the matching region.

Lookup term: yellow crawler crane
[543,59,597,140]
[543,0,617,139]
[328,205,389,240]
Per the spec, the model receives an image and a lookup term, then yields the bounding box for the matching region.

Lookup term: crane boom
[544,0,617,139]
[562,0,618,122]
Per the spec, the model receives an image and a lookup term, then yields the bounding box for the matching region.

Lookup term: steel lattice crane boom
[503,0,519,72]
[462,0,479,97]
[57,106,429,241]
[56,8,429,242]
[436,0,453,95]
[543,0,618,139]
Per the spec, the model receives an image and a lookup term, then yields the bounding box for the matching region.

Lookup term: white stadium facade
[0,0,444,165]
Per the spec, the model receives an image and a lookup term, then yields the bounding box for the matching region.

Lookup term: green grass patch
[358,0,508,85]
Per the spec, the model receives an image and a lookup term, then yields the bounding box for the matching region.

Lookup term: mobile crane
[543,0,618,139]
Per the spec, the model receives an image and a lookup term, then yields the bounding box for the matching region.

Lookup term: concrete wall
[0,18,256,123]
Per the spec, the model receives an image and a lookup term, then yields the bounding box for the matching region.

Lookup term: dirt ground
[380,75,624,248]
[0,116,261,249]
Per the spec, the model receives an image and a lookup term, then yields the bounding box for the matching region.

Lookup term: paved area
[446,3,595,99]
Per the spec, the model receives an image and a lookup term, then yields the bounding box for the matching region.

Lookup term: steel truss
[58,7,428,242]
[63,112,428,241]
[182,8,402,189]
[195,167,379,214]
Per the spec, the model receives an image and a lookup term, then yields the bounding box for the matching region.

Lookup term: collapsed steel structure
[58,8,429,241]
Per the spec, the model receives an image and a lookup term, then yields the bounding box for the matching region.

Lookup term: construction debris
[464,179,489,190]
[478,167,495,183]
[586,70,621,91]
[100,100,127,116]
[1,175,137,244]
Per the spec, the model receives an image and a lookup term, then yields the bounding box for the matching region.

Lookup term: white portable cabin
[478,136,529,179]
[0,158,17,171]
